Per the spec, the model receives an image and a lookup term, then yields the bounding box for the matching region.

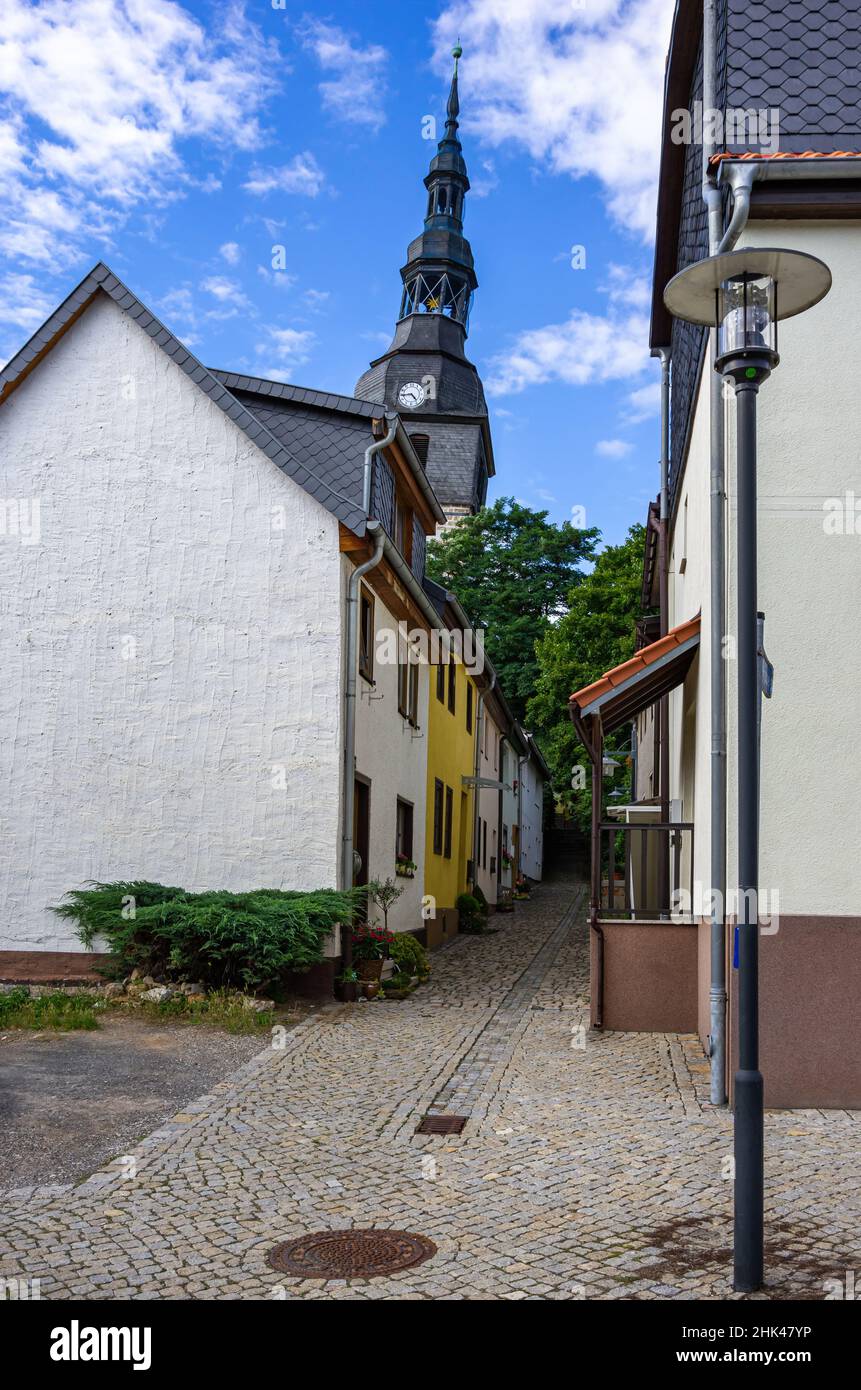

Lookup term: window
[493,731,498,770]
[398,641,419,725]
[396,798,414,862]
[359,587,374,682]
[447,656,456,714]
[433,779,444,855]
[482,819,487,869]
[436,659,446,703]
[444,785,453,859]
[466,681,473,734]
[394,495,413,565]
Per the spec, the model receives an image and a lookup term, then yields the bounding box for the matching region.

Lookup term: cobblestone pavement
[1,876,858,1301]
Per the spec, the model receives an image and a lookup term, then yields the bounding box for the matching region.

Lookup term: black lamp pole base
[733,1066,765,1292]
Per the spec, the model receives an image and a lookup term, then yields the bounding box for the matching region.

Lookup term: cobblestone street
[1,876,858,1301]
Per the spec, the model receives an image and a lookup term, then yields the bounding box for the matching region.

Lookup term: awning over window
[569,615,700,742]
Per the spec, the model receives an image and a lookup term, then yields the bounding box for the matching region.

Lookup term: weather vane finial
[452,41,462,72]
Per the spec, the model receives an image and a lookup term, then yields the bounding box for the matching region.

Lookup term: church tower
[355,47,495,524]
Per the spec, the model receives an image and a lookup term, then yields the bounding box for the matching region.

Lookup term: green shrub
[385,972,414,994]
[53,882,363,992]
[0,987,102,1031]
[456,892,486,935]
[472,882,490,915]
[388,932,429,979]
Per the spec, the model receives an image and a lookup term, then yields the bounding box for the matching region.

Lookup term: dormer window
[394,492,413,565]
[410,434,430,467]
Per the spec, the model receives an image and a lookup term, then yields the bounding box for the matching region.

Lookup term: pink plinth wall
[727,916,861,1111]
[591,919,698,1032]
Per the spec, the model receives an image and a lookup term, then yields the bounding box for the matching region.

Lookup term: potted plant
[395,854,418,878]
[350,923,394,982]
[515,873,530,900]
[497,886,515,914]
[335,968,359,1002]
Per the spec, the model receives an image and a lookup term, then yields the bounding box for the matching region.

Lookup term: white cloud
[486,304,650,396]
[220,241,241,265]
[200,275,249,308]
[431,0,673,238]
[303,20,388,131]
[255,324,315,376]
[243,152,325,197]
[485,260,653,397]
[603,264,652,310]
[0,272,55,330]
[596,438,633,459]
[0,0,279,266]
[469,157,498,198]
[623,380,661,423]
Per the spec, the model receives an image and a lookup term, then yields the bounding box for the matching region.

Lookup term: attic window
[410,434,430,467]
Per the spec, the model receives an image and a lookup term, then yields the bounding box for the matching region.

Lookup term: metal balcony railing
[598,820,694,920]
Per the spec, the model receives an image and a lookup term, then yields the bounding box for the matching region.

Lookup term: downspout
[517,752,528,883]
[341,420,398,973]
[703,0,759,1104]
[497,733,510,899]
[657,346,671,916]
[472,673,496,893]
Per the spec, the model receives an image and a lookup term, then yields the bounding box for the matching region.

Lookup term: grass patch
[0,987,103,1031]
[132,989,279,1035]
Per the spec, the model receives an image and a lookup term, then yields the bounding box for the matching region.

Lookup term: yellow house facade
[422,580,479,946]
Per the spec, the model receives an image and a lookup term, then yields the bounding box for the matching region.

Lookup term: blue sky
[0,0,676,546]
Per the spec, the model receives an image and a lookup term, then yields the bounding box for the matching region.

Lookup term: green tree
[527,524,649,830]
[425,497,598,720]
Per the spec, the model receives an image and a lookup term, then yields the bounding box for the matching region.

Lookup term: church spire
[394,45,476,330]
[353,43,495,524]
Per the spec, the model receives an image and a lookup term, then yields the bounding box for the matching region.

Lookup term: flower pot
[336,981,358,1002]
[356,959,383,982]
[362,980,380,1000]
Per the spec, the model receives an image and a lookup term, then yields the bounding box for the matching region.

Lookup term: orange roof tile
[569,614,701,709]
[710,150,861,166]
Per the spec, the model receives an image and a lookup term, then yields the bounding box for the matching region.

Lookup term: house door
[353,778,370,915]
[458,791,469,891]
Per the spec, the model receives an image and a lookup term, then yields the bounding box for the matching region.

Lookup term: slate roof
[725,0,861,149]
[651,0,861,514]
[0,263,380,535]
[209,371,385,529]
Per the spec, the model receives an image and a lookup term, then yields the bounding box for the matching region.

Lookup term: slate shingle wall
[726,0,861,149]
[670,2,861,507]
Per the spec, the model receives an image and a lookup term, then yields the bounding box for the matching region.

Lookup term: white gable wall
[352,573,429,933]
[519,754,544,881]
[0,293,344,951]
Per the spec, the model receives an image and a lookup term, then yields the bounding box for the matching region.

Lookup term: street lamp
[664,247,831,1294]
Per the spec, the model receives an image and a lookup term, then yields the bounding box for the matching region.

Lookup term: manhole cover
[416,1113,467,1135]
[266,1229,437,1279]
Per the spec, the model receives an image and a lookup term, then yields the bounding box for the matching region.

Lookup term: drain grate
[415,1113,468,1135]
[266,1229,437,1279]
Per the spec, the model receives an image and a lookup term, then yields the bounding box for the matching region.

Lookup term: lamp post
[664,247,831,1293]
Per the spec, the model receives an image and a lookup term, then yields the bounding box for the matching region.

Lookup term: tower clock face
[397,381,426,409]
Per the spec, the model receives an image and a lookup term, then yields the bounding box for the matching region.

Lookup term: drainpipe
[341,419,398,973]
[517,751,528,884]
[497,734,510,898]
[471,672,496,894]
[657,346,671,916]
[702,0,760,1104]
